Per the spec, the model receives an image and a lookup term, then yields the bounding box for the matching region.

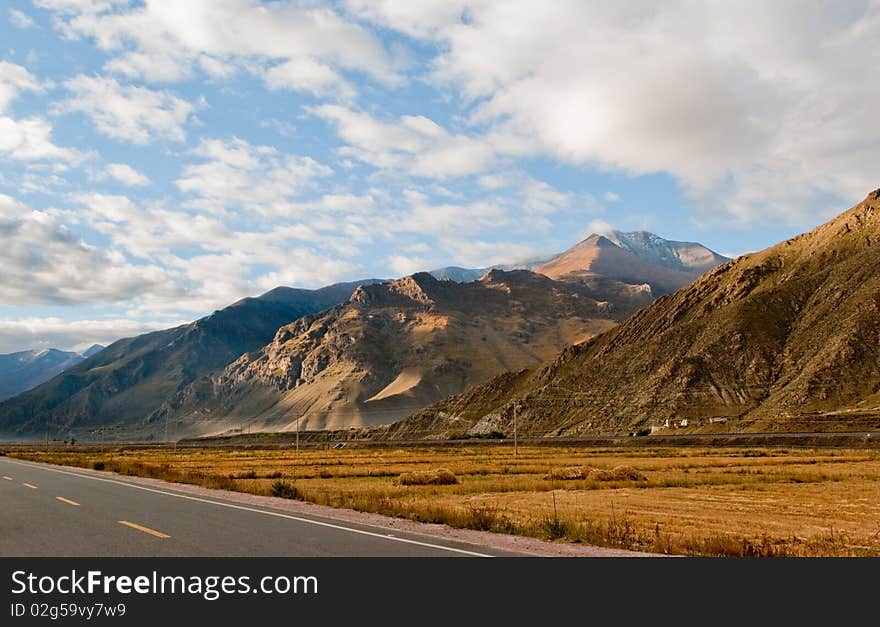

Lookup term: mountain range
[535,230,729,295]
[0,345,104,402]
[0,281,378,437]
[149,270,630,436]
[0,228,730,439]
[389,190,880,439]
[431,230,728,293]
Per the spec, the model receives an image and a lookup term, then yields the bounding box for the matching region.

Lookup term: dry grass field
[7,444,880,556]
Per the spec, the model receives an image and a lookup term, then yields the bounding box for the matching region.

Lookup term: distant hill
[150,270,639,436]
[0,349,90,402]
[429,266,488,283]
[536,231,729,295]
[389,190,880,439]
[429,231,728,296]
[0,281,378,437]
[602,230,730,274]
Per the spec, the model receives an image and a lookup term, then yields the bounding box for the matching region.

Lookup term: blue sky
[1,1,878,353]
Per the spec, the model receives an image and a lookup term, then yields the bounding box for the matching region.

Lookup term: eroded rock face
[393,190,880,439]
[156,270,636,433]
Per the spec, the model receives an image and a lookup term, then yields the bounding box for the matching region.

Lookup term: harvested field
[8,444,880,556]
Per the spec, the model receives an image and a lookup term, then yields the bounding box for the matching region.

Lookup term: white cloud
[0,61,44,112]
[103,48,195,83]
[0,62,84,166]
[357,1,880,225]
[61,189,364,311]
[0,203,182,306]
[0,115,83,162]
[604,192,621,203]
[439,239,537,269]
[38,0,401,95]
[176,137,332,214]
[346,0,468,39]
[263,58,354,100]
[0,317,188,354]
[400,200,508,236]
[105,162,150,186]
[8,9,36,29]
[34,1,128,13]
[520,178,579,214]
[312,104,495,178]
[253,250,361,292]
[586,219,616,238]
[258,118,297,137]
[387,254,432,276]
[57,75,197,144]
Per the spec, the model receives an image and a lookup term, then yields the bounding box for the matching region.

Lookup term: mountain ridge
[388,190,880,439]
[0,348,96,402]
[0,280,380,436]
[150,270,632,437]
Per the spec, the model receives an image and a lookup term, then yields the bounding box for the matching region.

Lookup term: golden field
[7,444,880,556]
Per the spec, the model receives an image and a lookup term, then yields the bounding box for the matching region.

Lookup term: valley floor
[6,443,880,557]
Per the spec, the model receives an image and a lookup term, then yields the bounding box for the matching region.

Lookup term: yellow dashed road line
[22,483,38,490]
[118,520,170,539]
[2,476,12,481]
[56,496,81,507]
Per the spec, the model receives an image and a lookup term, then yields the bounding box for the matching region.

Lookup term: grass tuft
[270,480,301,500]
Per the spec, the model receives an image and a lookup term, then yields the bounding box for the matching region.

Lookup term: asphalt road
[0,458,525,557]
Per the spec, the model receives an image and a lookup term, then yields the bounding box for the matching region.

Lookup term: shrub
[92,461,106,471]
[542,515,570,540]
[398,468,458,486]
[270,480,301,500]
[463,506,502,531]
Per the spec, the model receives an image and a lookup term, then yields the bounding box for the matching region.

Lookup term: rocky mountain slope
[0,281,377,437]
[430,232,727,294]
[390,190,880,439]
[603,230,729,274]
[152,270,633,435]
[0,347,101,401]
[536,231,728,295]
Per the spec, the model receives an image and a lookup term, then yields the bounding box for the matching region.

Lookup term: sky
[1,1,879,354]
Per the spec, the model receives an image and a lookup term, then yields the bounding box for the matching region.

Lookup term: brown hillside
[536,234,699,294]
[153,270,633,435]
[390,190,880,439]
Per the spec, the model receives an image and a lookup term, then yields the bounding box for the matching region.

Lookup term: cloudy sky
[1,1,878,353]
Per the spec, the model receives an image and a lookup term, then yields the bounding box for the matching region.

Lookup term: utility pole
[293,415,301,479]
[513,403,518,459]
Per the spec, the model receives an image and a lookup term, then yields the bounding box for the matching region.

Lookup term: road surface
[0,457,527,557]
